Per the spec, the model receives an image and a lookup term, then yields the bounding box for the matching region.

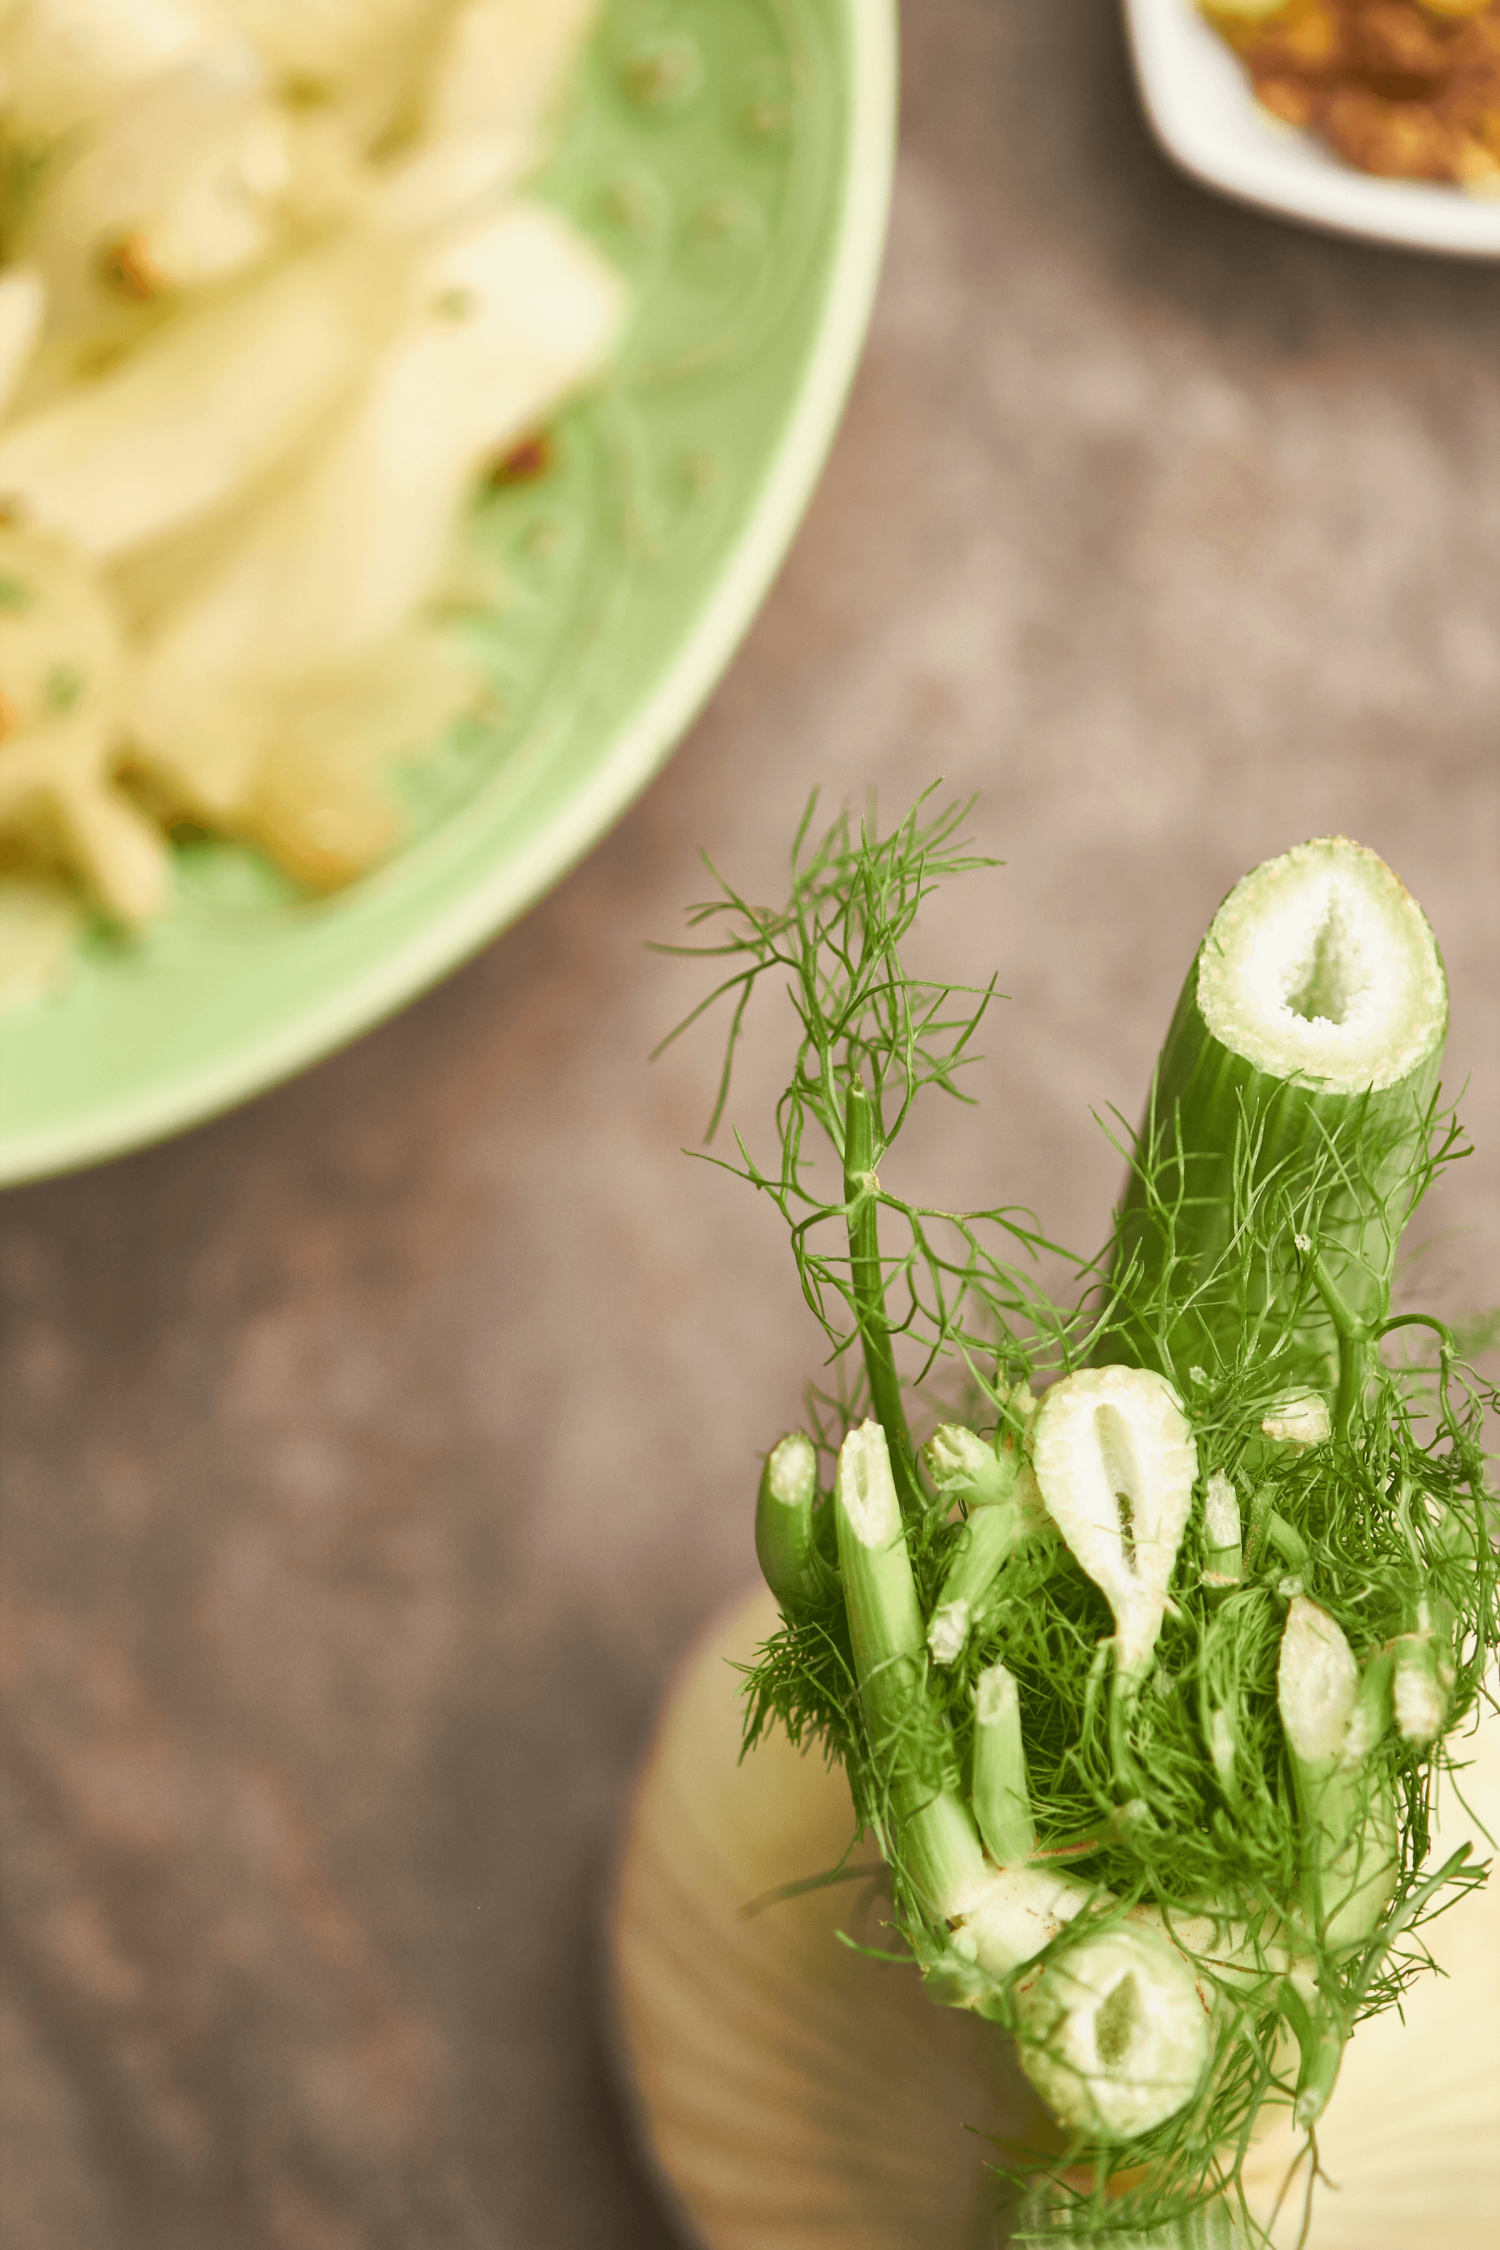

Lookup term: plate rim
[1123,0,1500,259]
[1,0,899,1188]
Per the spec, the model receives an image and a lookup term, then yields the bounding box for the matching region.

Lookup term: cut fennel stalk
[662,798,1496,2248]
[1095,837,1448,1408]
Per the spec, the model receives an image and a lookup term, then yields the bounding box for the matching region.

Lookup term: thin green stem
[971,1662,1037,1866]
[1375,1311,1452,1347]
[844,1078,924,1518]
[1299,1243,1378,1440]
[1264,1511,1309,1573]
[935,1500,1047,1622]
[1242,1489,1272,1576]
[1281,1972,1346,2131]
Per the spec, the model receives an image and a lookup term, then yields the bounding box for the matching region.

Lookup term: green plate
[0,0,896,1184]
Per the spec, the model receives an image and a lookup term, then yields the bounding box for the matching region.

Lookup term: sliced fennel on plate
[0,0,619,960]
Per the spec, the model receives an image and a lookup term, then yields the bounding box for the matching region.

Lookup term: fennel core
[662,798,1496,2248]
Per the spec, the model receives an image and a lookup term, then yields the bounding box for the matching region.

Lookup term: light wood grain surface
[2,7,1496,2247]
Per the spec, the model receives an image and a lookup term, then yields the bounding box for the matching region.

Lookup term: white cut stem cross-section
[1030,1367,1199,1678]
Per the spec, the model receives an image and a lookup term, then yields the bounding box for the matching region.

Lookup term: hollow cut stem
[1096,837,1447,1390]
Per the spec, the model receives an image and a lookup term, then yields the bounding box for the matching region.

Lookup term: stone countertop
[2,6,1496,2247]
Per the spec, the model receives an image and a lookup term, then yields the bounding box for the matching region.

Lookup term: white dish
[1123,0,1500,258]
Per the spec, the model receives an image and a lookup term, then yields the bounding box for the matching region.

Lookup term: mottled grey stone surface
[1,6,1496,2246]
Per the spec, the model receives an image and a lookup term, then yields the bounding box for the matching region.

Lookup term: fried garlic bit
[1202,0,1500,189]
[0,521,167,924]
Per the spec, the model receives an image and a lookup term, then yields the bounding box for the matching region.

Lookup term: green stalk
[1393,1596,1455,1744]
[1201,1472,1243,1586]
[927,1499,1048,1660]
[938,1494,1036,1609]
[1262,1507,1308,1574]
[1276,1597,1398,2124]
[1384,1475,1459,1743]
[833,1420,987,1919]
[1240,1489,1307,1579]
[971,1661,1036,1866]
[754,1432,827,1616]
[843,1079,925,1520]
[1343,1648,1393,1765]
[1298,1244,1384,1445]
[1095,839,1447,1396]
[923,1423,1055,1663]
